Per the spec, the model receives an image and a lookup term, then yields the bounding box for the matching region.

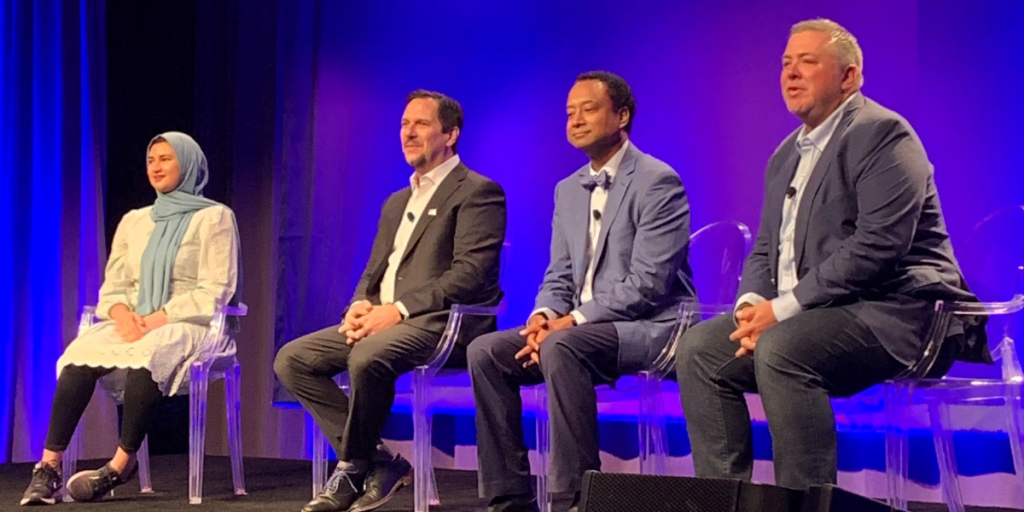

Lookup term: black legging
[44,365,164,453]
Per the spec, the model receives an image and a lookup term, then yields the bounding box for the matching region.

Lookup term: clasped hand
[514,314,575,368]
[110,304,169,343]
[728,301,777,357]
[339,300,402,344]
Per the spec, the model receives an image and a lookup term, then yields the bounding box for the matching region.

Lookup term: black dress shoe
[348,454,413,512]
[65,463,137,502]
[301,468,361,512]
[486,493,540,512]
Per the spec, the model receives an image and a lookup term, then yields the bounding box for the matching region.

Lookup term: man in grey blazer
[677,19,986,490]
[274,90,506,512]
[469,71,692,512]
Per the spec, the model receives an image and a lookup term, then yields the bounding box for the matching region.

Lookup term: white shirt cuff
[394,301,410,319]
[569,310,587,326]
[770,293,802,322]
[733,293,767,326]
[529,308,559,323]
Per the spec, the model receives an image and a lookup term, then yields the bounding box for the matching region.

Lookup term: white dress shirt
[735,93,859,322]
[377,154,461,318]
[531,140,630,325]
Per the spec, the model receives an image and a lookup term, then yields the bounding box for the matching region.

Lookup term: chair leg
[638,371,668,475]
[188,361,211,505]
[652,412,671,476]
[412,368,439,512]
[929,396,966,512]
[138,436,153,493]
[638,372,651,475]
[225,362,247,496]
[884,382,909,512]
[311,374,346,497]
[534,385,551,512]
[1005,382,1024,509]
[62,426,81,502]
[428,448,440,506]
[311,414,328,498]
[650,378,668,476]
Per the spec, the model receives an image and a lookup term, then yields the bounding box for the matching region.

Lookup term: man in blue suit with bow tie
[468,71,692,512]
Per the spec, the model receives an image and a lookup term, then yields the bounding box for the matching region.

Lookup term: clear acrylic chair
[637,301,733,476]
[411,304,502,512]
[311,242,510,512]
[637,220,752,475]
[531,220,752,510]
[62,302,248,505]
[309,306,501,509]
[885,205,1024,512]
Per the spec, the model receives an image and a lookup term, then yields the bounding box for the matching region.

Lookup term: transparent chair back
[683,220,753,305]
[944,205,1024,379]
[885,205,1024,512]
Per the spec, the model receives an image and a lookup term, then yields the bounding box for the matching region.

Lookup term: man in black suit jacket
[275,90,506,512]
[677,19,984,490]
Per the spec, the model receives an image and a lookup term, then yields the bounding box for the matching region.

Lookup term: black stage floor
[0,455,1017,512]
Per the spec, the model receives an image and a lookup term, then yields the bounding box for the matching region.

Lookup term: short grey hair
[791,18,864,87]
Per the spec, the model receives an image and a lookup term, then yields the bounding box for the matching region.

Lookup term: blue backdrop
[0,0,107,462]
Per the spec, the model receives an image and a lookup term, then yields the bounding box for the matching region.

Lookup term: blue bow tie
[581,170,611,191]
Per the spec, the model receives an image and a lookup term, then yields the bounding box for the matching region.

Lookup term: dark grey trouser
[274,323,451,462]
[468,323,619,497]
[676,308,906,489]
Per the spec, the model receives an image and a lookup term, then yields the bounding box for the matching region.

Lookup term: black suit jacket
[350,162,506,345]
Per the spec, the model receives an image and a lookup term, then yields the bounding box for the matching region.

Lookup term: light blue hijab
[136,132,242,326]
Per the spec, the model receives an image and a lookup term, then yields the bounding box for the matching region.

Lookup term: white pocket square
[428,208,437,216]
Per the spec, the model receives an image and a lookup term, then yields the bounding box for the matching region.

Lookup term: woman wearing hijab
[21,132,241,505]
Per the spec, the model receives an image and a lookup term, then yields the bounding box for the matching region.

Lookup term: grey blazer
[350,163,507,345]
[738,94,987,366]
[534,143,694,372]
